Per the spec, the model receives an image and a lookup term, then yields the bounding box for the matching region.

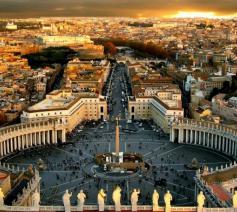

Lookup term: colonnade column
[225,138,229,153]
[47,131,50,144]
[0,142,4,156]
[186,129,189,143]
[37,132,41,145]
[3,141,6,156]
[194,130,197,144]
[34,132,37,146]
[22,135,25,150]
[190,130,193,143]
[178,129,184,143]
[17,136,21,150]
[52,130,55,144]
[198,131,201,145]
[62,129,66,143]
[6,140,9,154]
[42,131,46,145]
[25,134,29,148]
[54,130,57,144]
[205,133,210,147]
[203,131,206,146]
[29,133,33,147]
[170,128,175,142]
[214,134,218,149]
[232,140,235,156]
[10,138,13,152]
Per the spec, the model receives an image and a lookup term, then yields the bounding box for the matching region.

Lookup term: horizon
[0,0,237,19]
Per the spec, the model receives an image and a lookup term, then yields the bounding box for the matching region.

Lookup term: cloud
[0,0,236,18]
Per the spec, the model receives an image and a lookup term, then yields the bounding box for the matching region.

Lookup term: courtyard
[2,120,232,206]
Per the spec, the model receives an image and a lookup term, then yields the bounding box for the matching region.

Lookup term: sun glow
[174,11,216,18]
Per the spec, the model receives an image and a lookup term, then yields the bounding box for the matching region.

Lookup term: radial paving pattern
[2,120,232,206]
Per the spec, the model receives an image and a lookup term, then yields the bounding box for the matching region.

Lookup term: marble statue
[112,186,122,211]
[197,191,205,208]
[152,189,159,211]
[77,190,86,211]
[32,190,40,207]
[63,190,72,212]
[164,190,172,212]
[131,189,140,212]
[0,188,4,206]
[233,190,237,208]
[97,189,106,211]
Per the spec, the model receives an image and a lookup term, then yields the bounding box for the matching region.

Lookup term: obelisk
[115,117,120,156]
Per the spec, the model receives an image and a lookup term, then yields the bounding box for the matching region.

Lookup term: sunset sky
[0,0,237,18]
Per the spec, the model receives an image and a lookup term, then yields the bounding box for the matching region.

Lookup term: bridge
[116,56,167,65]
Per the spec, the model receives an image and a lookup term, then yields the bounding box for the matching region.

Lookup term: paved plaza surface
[3,121,232,206]
[2,63,234,206]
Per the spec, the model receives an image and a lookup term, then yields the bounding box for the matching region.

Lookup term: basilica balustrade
[170,118,237,159]
[0,119,66,158]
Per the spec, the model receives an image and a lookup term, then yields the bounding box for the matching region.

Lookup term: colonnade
[170,118,237,159]
[0,119,66,158]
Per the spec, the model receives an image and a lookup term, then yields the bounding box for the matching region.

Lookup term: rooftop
[26,90,98,112]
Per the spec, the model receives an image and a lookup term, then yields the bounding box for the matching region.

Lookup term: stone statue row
[0,187,237,211]
[61,187,170,212]
[62,188,237,212]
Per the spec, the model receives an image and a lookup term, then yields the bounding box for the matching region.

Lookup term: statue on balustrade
[112,186,122,211]
[197,191,205,209]
[233,190,237,208]
[152,189,159,211]
[164,190,172,212]
[97,189,106,211]
[131,189,140,212]
[32,190,40,208]
[77,190,86,211]
[0,188,4,206]
[63,190,72,212]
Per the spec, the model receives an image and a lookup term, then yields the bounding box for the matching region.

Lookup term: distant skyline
[0,0,237,18]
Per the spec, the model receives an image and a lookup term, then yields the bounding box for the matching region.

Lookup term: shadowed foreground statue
[0,188,4,206]
[63,190,72,212]
[233,190,237,208]
[164,190,172,212]
[32,190,40,208]
[112,186,122,211]
[98,189,106,211]
[152,189,159,211]
[77,190,86,211]
[131,189,140,211]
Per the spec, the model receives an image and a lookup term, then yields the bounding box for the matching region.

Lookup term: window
[100,107,104,113]
[131,106,135,113]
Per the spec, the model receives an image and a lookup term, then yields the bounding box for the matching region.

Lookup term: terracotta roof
[209,183,231,202]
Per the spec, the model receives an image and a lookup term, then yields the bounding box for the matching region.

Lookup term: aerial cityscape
[0,1,237,212]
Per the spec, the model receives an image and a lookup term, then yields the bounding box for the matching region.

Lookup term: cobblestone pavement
[3,121,232,206]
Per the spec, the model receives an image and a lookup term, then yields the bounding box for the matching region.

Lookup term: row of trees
[208,75,237,100]
[23,46,76,68]
[95,38,172,59]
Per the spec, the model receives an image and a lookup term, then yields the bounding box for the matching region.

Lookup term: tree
[104,41,117,55]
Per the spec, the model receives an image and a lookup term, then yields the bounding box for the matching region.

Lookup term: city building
[64,58,110,94]
[21,89,108,132]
